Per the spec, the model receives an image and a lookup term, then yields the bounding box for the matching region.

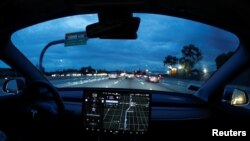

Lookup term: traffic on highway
[49,75,199,94]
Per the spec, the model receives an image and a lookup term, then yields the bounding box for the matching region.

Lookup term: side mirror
[2,78,25,95]
[230,89,248,106]
[223,88,249,106]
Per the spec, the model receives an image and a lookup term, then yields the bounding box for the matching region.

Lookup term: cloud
[9,13,239,72]
[63,15,96,30]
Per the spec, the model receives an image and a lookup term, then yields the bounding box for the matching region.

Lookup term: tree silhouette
[179,44,202,72]
[215,51,233,69]
[163,55,178,68]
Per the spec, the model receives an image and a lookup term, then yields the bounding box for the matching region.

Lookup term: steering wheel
[22,80,65,115]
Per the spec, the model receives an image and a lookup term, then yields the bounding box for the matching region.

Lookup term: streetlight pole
[39,39,65,73]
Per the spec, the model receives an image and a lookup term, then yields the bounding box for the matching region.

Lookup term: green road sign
[65,31,88,46]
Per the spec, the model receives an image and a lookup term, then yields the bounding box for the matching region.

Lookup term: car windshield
[11,13,239,94]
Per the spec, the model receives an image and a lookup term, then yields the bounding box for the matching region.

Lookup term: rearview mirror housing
[86,15,140,39]
[86,9,140,39]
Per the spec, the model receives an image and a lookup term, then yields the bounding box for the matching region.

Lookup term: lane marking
[114,81,119,85]
[149,88,152,90]
[140,82,144,85]
[163,83,169,85]
[53,77,109,87]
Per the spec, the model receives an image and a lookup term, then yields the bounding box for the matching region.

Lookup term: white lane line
[140,82,144,85]
[105,86,109,88]
[149,88,152,90]
[114,81,119,85]
[54,77,109,87]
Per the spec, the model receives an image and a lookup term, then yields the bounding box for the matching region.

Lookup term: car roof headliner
[0,0,249,39]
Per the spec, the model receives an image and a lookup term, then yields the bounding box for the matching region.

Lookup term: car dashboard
[49,88,213,136]
[1,87,220,141]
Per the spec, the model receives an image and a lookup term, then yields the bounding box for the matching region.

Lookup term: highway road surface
[0,76,202,95]
[1,76,250,96]
[50,76,200,93]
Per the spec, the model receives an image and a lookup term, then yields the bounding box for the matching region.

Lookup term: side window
[0,60,22,96]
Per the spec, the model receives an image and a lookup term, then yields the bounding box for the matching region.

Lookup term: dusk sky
[8,13,239,72]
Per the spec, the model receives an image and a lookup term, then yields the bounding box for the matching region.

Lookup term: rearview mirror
[2,78,25,95]
[86,17,140,39]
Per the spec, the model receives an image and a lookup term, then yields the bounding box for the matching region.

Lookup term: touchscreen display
[83,90,150,134]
